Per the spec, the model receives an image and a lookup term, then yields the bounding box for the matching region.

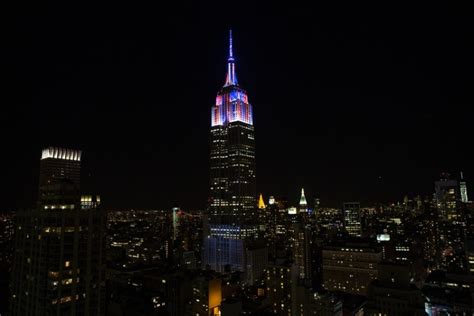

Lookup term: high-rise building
[209,30,256,225]
[172,206,180,241]
[39,147,81,189]
[293,223,312,281]
[343,202,361,237]
[245,242,268,285]
[264,262,297,315]
[203,31,258,273]
[460,172,469,203]
[10,148,106,315]
[434,173,461,221]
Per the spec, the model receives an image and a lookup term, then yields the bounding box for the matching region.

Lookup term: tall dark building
[293,222,312,281]
[434,172,461,221]
[203,31,258,273]
[209,30,256,226]
[10,148,106,315]
[343,202,361,237]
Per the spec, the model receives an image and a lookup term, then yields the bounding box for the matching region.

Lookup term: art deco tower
[203,31,258,273]
[209,30,256,227]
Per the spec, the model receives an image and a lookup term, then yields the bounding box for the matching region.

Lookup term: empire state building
[209,30,256,227]
[204,31,259,273]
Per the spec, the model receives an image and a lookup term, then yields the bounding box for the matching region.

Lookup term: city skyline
[3,4,474,314]
[3,3,473,210]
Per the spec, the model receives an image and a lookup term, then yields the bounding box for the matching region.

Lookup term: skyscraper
[10,148,105,315]
[460,172,469,203]
[209,30,256,226]
[203,31,258,273]
[293,222,312,281]
[434,173,461,221]
[343,202,361,237]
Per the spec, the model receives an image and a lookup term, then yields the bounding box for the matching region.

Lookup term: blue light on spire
[225,29,238,86]
[213,30,253,127]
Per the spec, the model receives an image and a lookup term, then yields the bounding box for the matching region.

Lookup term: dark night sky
[3,2,473,210]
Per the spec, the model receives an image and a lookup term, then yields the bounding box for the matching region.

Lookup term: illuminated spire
[299,188,307,207]
[224,29,238,86]
[258,193,266,209]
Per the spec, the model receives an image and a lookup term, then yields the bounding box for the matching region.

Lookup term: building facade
[264,262,297,315]
[204,31,258,273]
[322,243,381,295]
[343,202,361,237]
[434,173,461,222]
[365,263,426,316]
[460,172,469,203]
[293,223,312,281]
[10,148,106,315]
[209,30,256,226]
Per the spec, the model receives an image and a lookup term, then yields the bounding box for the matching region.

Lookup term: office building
[460,172,469,203]
[245,242,268,285]
[209,30,256,225]
[204,31,258,273]
[293,223,312,281]
[322,242,382,295]
[434,173,461,221]
[264,262,297,315]
[10,148,106,315]
[343,202,361,237]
